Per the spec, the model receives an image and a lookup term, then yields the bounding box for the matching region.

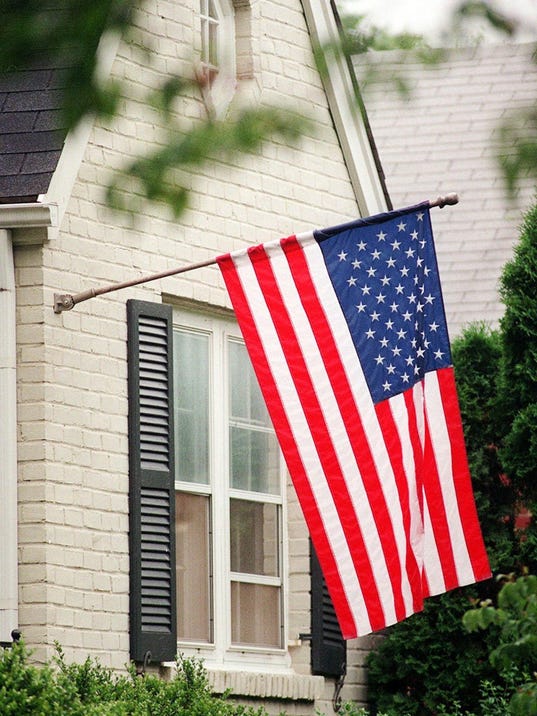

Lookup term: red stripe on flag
[217,253,358,638]
[375,399,423,614]
[282,237,408,624]
[246,243,387,631]
[402,388,429,597]
[403,388,425,521]
[423,403,459,592]
[436,369,491,581]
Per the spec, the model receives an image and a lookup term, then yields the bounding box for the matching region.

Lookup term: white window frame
[199,0,237,117]
[173,306,289,670]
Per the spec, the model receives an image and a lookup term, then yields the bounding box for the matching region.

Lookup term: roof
[355,42,537,336]
[0,62,68,204]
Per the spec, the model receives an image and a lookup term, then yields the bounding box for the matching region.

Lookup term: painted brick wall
[356,44,537,337]
[16,0,374,710]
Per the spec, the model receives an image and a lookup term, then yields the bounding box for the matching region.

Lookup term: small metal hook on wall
[136,650,152,677]
[332,660,347,713]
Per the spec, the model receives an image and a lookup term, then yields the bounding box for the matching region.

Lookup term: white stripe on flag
[386,389,424,574]
[424,371,475,587]
[422,501,445,595]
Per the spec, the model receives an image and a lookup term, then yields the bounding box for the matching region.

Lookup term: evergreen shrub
[366,324,507,716]
[0,642,270,716]
[366,201,537,715]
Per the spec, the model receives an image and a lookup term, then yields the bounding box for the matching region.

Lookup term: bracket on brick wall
[135,650,152,677]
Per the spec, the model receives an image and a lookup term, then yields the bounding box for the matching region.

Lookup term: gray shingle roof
[0,63,68,203]
[356,43,537,336]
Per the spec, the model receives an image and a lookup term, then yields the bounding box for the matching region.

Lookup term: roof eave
[37,32,121,230]
[300,0,391,217]
[0,201,59,245]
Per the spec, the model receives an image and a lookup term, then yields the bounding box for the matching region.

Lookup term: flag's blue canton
[317,210,452,404]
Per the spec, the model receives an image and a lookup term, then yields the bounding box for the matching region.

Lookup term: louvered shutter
[310,542,346,677]
[127,300,177,663]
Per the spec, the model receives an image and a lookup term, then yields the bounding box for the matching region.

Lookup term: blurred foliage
[106,105,306,217]
[0,642,271,715]
[3,1,536,216]
[452,0,518,38]
[337,12,446,98]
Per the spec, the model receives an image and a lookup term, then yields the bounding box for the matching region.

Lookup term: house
[354,42,537,338]
[0,1,389,713]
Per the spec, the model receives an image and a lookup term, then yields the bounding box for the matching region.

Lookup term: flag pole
[53,193,459,313]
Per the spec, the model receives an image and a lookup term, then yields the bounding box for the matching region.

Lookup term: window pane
[230,499,279,577]
[229,341,271,426]
[230,426,279,493]
[174,330,209,485]
[229,340,280,494]
[208,20,219,68]
[176,492,212,642]
[208,0,218,19]
[231,582,281,648]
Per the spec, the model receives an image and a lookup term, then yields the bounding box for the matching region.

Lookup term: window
[127,300,343,671]
[199,0,236,116]
[173,308,286,662]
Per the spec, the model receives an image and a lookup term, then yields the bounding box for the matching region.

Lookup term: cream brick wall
[16,0,374,709]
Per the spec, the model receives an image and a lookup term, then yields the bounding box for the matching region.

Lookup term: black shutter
[310,542,346,677]
[127,299,177,663]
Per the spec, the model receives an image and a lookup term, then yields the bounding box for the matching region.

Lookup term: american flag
[217,204,490,638]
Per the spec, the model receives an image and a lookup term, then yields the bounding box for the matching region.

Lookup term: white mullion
[215,320,232,657]
[230,573,281,587]
[228,418,274,434]
[175,480,211,496]
[200,13,208,66]
[229,488,282,505]
[280,468,289,649]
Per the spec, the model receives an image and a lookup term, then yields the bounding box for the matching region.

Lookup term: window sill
[160,661,324,703]
[206,668,324,702]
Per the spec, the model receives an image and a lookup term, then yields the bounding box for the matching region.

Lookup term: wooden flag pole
[53,255,217,313]
[53,193,459,313]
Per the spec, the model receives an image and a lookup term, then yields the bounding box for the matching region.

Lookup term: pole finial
[430,193,459,209]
